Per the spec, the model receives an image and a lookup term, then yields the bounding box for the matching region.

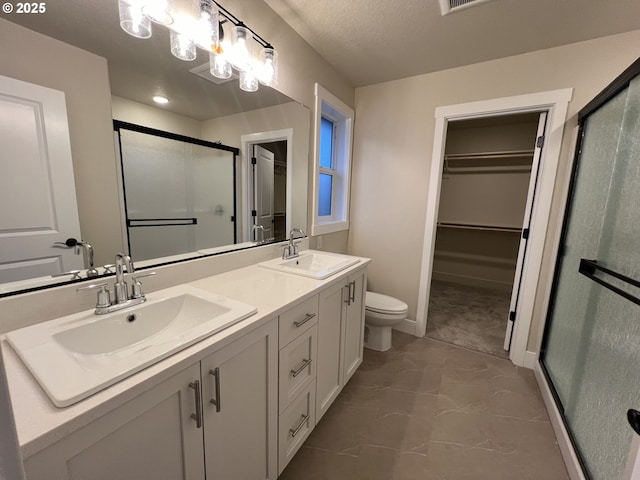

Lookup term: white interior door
[0,75,82,283]
[253,145,274,242]
[503,111,547,351]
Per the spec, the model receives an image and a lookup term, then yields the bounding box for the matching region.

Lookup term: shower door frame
[537,57,640,480]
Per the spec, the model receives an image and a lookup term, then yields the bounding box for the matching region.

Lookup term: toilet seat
[365,292,408,315]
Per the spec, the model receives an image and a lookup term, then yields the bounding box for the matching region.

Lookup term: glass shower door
[542,75,640,479]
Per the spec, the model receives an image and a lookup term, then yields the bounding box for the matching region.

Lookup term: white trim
[416,89,573,368]
[311,84,354,236]
[113,132,130,254]
[534,362,586,480]
[392,318,416,335]
[240,129,294,241]
[522,350,537,370]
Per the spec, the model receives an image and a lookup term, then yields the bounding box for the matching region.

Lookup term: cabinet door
[201,319,278,480]
[343,270,367,383]
[24,364,205,480]
[316,280,345,422]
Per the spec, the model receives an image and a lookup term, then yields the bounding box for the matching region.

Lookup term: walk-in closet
[427,113,542,357]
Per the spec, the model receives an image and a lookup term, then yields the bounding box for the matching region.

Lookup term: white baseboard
[393,318,416,336]
[522,350,537,370]
[534,363,586,480]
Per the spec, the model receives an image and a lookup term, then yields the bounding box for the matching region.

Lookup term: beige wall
[0,19,123,267]
[202,102,310,233]
[348,30,640,352]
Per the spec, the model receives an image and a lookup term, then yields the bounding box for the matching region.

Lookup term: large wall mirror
[0,0,310,296]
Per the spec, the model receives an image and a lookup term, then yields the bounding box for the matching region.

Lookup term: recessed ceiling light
[153,96,169,104]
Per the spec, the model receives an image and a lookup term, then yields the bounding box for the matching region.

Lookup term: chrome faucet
[77,253,155,314]
[252,224,265,245]
[283,228,305,259]
[114,252,134,304]
[77,241,99,277]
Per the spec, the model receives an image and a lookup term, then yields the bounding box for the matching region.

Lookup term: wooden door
[0,75,82,282]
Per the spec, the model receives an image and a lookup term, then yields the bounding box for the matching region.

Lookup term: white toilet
[363,291,409,352]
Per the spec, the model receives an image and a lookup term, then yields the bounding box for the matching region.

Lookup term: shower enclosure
[541,59,640,479]
[115,122,238,261]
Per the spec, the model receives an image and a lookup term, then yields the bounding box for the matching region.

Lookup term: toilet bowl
[364,292,408,352]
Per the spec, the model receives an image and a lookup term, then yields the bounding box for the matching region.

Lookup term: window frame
[311,84,354,236]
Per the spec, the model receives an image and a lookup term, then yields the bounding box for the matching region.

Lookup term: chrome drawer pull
[291,358,312,378]
[209,368,221,413]
[289,414,309,438]
[294,313,315,328]
[189,381,202,428]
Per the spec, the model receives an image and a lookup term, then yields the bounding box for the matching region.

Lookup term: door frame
[415,88,573,368]
[240,129,293,242]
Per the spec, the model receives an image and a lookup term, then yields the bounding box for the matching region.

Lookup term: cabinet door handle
[289,414,309,438]
[209,368,221,412]
[189,381,202,428]
[349,281,356,304]
[294,313,315,328]
[290,358,312,378]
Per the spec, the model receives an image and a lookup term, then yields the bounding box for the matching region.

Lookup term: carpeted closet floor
[426,280,511,358]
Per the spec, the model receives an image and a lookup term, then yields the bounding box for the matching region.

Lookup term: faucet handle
[131,272,156,299]
[77,282,111,309]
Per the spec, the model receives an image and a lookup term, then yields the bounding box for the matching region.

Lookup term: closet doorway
[426,112,546,358]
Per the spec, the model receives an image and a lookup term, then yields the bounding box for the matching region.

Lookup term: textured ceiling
[265,0,640,87]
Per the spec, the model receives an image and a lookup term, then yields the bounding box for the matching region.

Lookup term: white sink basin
[259,251,360,279]
[6,285,256,407]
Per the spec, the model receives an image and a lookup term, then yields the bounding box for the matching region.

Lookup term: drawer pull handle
[291,358,312,378]
[189,381,202,428]
[289,414,309,438]
[209,368,221,412]
[294,313,316,328]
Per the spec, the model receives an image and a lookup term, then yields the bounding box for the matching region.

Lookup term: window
[311,84,354,236]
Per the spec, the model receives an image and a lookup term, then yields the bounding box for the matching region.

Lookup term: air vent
[189,62,237,85]
[439,0,495,15]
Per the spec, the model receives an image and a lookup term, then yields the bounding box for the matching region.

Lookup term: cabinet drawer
[279,295,319,348]
[278,383,316,475]
[279,324,317,413]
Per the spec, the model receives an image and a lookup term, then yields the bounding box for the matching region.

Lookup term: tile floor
[279,333,569,480]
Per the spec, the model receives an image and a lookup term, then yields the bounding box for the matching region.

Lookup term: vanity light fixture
[117,0,279,92]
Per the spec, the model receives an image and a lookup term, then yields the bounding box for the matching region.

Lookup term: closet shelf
[444,149,534,161]
[437,222,522,233]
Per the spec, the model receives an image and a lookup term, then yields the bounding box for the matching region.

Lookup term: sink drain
[126,313,137,323]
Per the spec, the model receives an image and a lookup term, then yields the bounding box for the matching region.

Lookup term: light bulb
[170,29,196,61]
[231,25,252,72]
[210,51,232,79]
[259,47,278,86]
[239,69,258,92]
[119,0,152,39]
[142,0,173,25]
[195,0,218,51]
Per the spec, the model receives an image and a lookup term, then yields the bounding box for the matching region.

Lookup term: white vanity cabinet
[316,268,367,422]
[200,319,278,480]
[23,318,279,480]
[277,295,319,474]
[24,363,207,480]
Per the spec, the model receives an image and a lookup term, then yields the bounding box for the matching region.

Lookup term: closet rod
[437,222,522,233]
[444,149,534,161]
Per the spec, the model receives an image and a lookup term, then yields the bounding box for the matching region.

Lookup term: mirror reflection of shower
[116,122,238,261]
